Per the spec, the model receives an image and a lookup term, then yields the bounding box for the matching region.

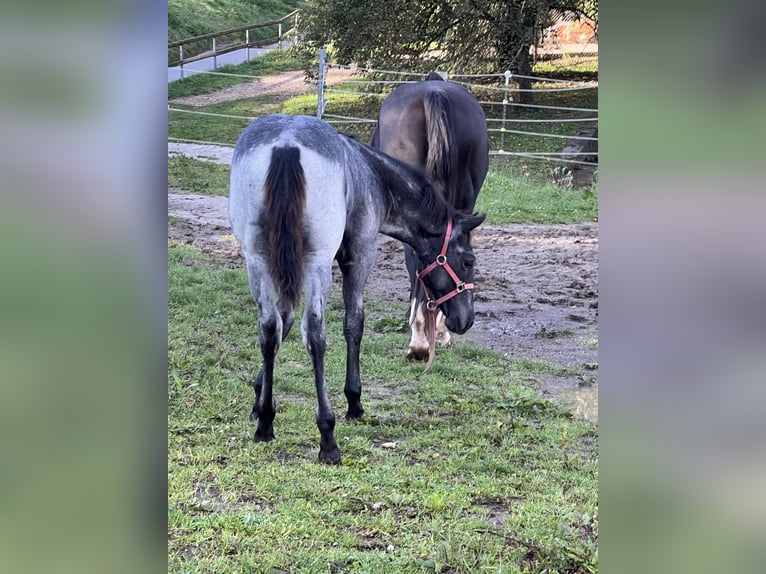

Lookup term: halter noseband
[415,218,474,374]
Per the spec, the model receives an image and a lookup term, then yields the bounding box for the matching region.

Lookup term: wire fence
[168,50,598,183]
[318,54,598,173]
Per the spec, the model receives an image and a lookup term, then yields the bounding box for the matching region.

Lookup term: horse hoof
[319,447,341,464]
[345,405,365,420]
[407,347,430,362]
[253,429,275,443]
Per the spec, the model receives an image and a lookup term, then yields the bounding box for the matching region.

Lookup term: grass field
[168,243,598,573]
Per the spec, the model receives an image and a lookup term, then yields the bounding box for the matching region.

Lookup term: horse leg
[337,244,376,420]
[404,245,430,361]
[435,310,451,346]
[302,262,340,464]
[251,302,295,421]
[246,256,282,443]
[407,299,430,361]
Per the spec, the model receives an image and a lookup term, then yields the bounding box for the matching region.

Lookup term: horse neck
[342,138,448,254]
[361,147,448,256]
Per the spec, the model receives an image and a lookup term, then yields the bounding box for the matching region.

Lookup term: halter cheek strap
[415,218,475,373]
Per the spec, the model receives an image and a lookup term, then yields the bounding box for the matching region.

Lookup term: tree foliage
[299,0,597,101]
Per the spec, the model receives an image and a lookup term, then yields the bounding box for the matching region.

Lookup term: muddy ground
[168,193,598,422]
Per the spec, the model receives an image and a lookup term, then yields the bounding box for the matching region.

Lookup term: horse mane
[263,145,306,309]
[417,178,452,231]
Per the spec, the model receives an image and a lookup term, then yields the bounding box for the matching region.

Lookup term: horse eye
[464,257,475,270]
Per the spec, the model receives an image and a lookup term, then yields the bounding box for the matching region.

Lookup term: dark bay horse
[229,114,485,463]
[372,72,489,363]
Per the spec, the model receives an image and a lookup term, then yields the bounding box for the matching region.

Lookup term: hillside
[168,0,305,43]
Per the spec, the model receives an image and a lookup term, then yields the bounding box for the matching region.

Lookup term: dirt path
[170,68,357,107]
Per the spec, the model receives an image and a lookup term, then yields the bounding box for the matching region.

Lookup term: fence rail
[315,49,598,171]
[168,48,598,181]
[168,10,299,69]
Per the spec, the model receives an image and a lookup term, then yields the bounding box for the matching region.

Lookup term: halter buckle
[456,282,465,292]
[436,254,447,265]
[425,299,438,311]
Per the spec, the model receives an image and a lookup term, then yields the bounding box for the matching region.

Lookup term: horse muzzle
[444,310,474,335]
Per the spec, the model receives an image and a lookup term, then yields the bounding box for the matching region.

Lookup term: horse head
[417,212,486,335]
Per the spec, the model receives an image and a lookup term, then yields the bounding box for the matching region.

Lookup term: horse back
[373,79,488,211]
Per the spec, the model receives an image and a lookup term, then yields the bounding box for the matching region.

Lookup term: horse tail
[423,90,457,202]
[264,145,306,309]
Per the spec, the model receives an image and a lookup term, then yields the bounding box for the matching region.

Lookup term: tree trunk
[499,40,534,105]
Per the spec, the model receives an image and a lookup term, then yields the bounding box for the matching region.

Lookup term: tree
[299,0,597,103]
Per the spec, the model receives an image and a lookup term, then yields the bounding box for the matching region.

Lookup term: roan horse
[229,114,485,463]
[372,72,489,365]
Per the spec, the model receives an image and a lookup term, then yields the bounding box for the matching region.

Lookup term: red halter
[415,218,474,373]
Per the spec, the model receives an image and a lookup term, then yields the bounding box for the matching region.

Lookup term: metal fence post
[179,45,184,79]
[278,23,283,50]
[317,48,326,119]
[501,70,511,152]
[246,29,250,61]
[212,37,217,69]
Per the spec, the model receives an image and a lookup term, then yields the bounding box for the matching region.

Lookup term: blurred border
[602,1,766,572]
[0,2,168,573]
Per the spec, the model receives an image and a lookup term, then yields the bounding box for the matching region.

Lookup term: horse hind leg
[251,301,295,421]
[253,303,281,442]
[404,247,430,361]
[246,256,284,442]
[302,263,341,464]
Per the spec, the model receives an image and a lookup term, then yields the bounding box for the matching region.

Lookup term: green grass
[532,59,599,78]
[477,167,597,223]
[169,156,230,196]
[169,96,273,145]
[168,242,598,573]
[168,156,597,223]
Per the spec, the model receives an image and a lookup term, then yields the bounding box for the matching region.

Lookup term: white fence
[316,50,598,168]
[168,50,598,174]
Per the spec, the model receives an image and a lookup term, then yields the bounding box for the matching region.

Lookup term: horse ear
[458,212,486,233]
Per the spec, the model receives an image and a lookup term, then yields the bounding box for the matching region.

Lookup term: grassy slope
[168,243,598,573]
[168,0,304,43]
